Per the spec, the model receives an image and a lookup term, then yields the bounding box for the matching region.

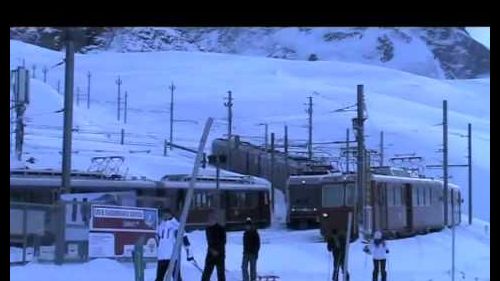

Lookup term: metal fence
[11,198,172,265]
[10,201,98,264]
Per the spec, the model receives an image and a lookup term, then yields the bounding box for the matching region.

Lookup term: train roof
[10,172,271,191]
[372,174,460,188]
[288,172,460,190]
[10,176,161,189]
[10,168,110,179]
[161,174,271,190]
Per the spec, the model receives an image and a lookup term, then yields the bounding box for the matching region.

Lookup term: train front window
[323,184,344,207]
[289,184,321,208]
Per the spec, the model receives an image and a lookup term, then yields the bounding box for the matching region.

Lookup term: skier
[242,217,260,281]
[327,228,349,281]
[363,231,389,281]
[201,211,227,281]
[155,208,193,281]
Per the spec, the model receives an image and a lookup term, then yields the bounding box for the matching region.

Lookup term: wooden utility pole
[306,96,313,160]
[270,132,275,213]
[43,66,48,83]
[224,90,233,168]
[284,125,289,183]
[443,100,449,226]
[169,82,175,150]
[355,84,369,237]
[263,123,269,150]
[380,131,384,167]
[58,29,75,265]
[124,91,128,124]
[61,30,75,195]
[346,128,350,174]
[87,71,91,109]
[225,90,233,138]
[468,123,472,225]
[76,87,80,106]
[116,76,122,121]
[284,125,289,155]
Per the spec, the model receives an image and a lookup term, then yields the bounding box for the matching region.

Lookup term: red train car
[318,170,462,240]
[286,174,325,229]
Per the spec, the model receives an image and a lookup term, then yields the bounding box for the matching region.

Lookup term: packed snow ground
[11,219,490,281]
[10,191,491,281]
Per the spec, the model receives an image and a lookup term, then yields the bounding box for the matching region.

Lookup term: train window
[422,187,426,206]
[392,185,397,206]
[394,185,401,206]
[246,193,259,208]
[386,185,393,207]
[417,186,422,206]
[412,187,418,207]
[346,183,355,206]
[427,186,432,205]
[323,184,344,207]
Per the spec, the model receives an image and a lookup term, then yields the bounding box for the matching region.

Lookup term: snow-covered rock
[10,27,490,79]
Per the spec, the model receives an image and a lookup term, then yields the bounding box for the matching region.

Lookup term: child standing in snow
[363,231,389,281]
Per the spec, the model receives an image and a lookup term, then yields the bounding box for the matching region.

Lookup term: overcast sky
[466,27,490,49]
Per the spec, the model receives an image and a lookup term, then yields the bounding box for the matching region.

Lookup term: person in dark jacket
[242,217,260,281]
[327,229,349,281]
[201,212,227,281]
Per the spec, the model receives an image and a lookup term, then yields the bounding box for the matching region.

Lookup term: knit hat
[246,217,252,225]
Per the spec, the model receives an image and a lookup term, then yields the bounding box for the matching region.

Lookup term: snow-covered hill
[10,27,490,79]
[9,39,490,223]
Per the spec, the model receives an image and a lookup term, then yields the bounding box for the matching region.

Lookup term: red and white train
[287,168,462,239]
[10,169,272,231]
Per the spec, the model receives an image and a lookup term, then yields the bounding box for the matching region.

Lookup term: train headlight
[322,213,329,218]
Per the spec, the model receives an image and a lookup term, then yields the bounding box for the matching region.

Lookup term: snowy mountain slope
[10,27,490,79]
[9,39,490,222]
[10,216,490,281]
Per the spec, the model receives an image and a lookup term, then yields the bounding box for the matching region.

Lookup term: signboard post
[89,205,158,258]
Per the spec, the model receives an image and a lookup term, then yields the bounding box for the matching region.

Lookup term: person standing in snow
[327,228,349,281]
[201,211,227,281]
[242,217,260,281]
[155,208,193,281]
[363,230,389,281]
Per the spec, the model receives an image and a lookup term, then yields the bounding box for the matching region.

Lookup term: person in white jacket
[155,208,194,281]
[363,231,389,281]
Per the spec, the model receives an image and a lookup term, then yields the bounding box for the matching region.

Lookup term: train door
[404,183,413,230]
[378,182,388,231]
[246,151,250,174]
[447,189,453,227]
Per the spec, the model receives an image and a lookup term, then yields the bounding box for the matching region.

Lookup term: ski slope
[9,39,490,221]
